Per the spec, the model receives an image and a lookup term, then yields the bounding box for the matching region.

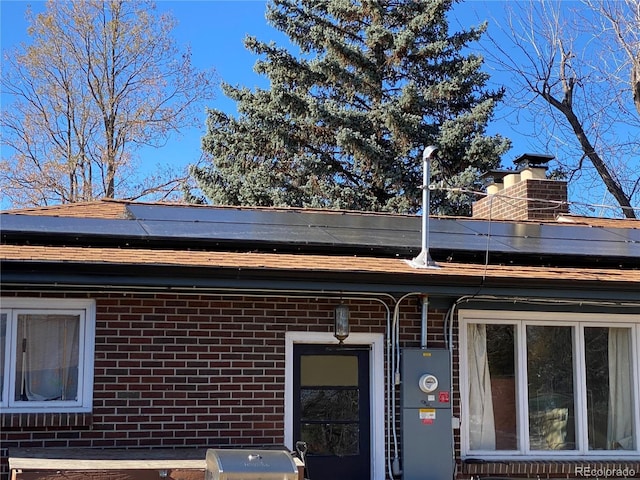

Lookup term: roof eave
[2,260,638,302]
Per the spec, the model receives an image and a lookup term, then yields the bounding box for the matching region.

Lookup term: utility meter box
[401,348,453,480]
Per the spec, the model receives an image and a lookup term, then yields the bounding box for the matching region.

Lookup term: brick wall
[0,291,431,480]
[3,290,613,480]
[473,178,568,221]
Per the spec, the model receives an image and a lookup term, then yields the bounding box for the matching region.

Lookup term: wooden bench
[9,448,207,480]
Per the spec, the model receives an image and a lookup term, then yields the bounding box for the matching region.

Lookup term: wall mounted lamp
[334,304,350,344]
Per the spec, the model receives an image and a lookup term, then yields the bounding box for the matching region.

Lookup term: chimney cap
[480,169,513,183]
[514,153,555,169]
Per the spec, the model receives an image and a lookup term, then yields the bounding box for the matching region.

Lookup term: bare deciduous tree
[1,0,216,207]
[482,0,639,218]
[588,0,640,116]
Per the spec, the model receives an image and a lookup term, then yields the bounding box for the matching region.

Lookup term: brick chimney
[472,153,568,221]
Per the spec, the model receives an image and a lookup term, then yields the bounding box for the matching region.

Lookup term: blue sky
[1,0,293,179]
[0,0,540,205]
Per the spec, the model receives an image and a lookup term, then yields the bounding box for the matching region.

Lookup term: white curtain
[607,327,633,450]
[468,323,496,450]
[18,314,80,401]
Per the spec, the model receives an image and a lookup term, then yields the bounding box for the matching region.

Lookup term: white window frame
[459,309,640,460]
[0,298,95,413]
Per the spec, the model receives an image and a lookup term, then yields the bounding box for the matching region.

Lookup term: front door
[293,344,371,480]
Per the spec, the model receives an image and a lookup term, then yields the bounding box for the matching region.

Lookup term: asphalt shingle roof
[1,243,637,285]
[2,200,638,288]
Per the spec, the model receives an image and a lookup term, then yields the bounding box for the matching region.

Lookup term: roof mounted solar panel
[605,226,640,244]
[127,204,313,226]
[2,205,639,261]
[456,219,639,258]
[137,218,340,245]
[128,204,422,249]
[0,213,148,237]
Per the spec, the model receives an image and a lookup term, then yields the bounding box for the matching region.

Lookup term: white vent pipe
[410,146,440,269]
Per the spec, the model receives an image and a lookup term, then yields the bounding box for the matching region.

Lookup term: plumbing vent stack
[409,146,440,269]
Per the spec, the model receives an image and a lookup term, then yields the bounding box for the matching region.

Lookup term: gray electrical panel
[401,348,454,480]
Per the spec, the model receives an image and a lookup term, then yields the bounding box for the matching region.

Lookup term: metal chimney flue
[410,146,440,269]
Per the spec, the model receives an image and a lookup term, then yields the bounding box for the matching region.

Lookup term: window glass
[463,312,639,458]
[585,327,635,450]
[299,353,361,456]
[527,325,576,450]
[0,299,94,413]
[301,355,358,386]
[301,389,359,421]
[14,314,80,402]
[468,324,518,450]
[301,423,359,456]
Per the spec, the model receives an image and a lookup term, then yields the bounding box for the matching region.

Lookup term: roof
[556,213,640,229]
[1,200,639,295]
[4,199,132,219]
[1,244,636,285]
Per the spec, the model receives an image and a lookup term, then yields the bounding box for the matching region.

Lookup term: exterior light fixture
[334,304,350,344]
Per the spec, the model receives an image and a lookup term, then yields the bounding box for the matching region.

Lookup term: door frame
[285,332,385,480]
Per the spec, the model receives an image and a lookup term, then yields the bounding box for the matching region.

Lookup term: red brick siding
[2,291,613,479]
[0,291,427,480]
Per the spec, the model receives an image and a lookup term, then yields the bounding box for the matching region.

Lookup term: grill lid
[205,448,299,480]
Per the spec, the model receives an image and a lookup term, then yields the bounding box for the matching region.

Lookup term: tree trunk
[541,88,636,218]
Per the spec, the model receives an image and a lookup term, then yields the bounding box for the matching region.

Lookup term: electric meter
[418,373,438,393]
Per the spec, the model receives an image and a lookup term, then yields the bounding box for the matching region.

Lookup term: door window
[300,355,360,455]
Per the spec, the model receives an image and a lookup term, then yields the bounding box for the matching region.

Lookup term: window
[460,310,640,458]
[0,299,95,413]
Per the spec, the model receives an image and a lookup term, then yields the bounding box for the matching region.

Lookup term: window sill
[1,412,92,429]
[462,459,640,478]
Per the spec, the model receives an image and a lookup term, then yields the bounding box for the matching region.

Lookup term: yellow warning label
[419,409,436,420]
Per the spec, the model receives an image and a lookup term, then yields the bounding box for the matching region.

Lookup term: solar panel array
[2,204,639,261]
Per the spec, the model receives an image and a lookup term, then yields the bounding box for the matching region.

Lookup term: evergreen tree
[193,0,510,214]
